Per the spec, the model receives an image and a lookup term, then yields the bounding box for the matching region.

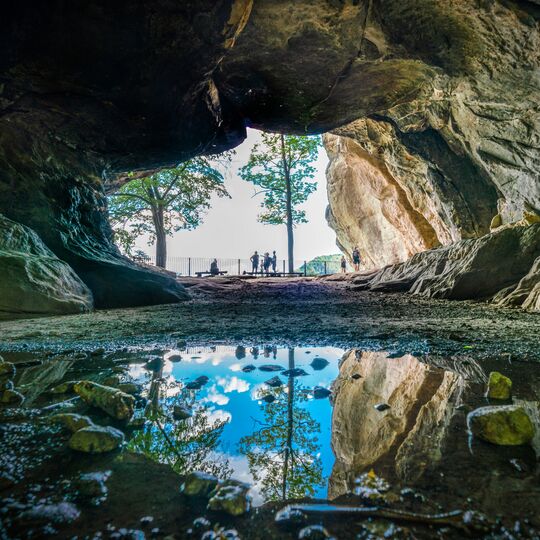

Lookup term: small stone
[49,381,77,394]
[282,368,308,377]
[298,525,332,539]
[259,364,284,372]
[140,516,154,527]
[180,471,219,497]
[74,380,135,420]
[173,403,193,420]
[374,403,390,412]
[486,372,512,400]
[118,383,143,395]
[509,458,529,473]
[91,348,106,357]
[185,376,209,390]
[274,507,307,528]
[0,362,16,377]
[207,481,251,516]
[264,376,283,388]
[192,517,211,531]
[310,358,329,371]
[313,386,331,399]
[241,364,256,372]
[467,405,535,445]
[169,354,183,363]
[75,471,111,499]
[69,425,125,453]
[145,356,164,371]
[50,413,95,432]
[0,389,25,405]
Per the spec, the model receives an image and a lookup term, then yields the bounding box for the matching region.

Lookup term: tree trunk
[282,347,295,500]
[152,204,167,268]
[281,134,294,272]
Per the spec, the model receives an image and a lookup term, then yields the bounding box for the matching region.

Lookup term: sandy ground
[1,277,539,361]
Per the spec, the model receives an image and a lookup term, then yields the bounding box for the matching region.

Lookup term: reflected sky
[128,346,343,504]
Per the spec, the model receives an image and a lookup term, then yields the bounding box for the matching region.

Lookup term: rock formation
[1,1,539,317]
[329,350,463,498]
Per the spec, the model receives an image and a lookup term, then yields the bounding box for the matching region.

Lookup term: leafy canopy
[108,155,230,254]
[239,133,320,226]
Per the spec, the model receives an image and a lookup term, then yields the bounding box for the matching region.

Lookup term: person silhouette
[250,251,259,273]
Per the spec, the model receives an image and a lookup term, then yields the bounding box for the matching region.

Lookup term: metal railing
[136,255,342,277]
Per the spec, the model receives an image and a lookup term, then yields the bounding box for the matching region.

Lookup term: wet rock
[48,381,76,394]
[91,348,105,357]
[50,413,94,432]
[259,364,284,372]
[169,354,182,363]
[180,471,219,497]
[261,394,276,404]
[202,529,240,540]
[486,372,512,400]
[265,376,283,388]
[0,388,25,405]
[74,380,135,420]
[173,403,193,420]
[191,516,211,533]
[207,481,251,516]
[275,507,307,528]
[145,356,164,371]
[186,376,209,390]
[235,346,246,360]
[0,362,16,377]
[310,358,329,371]
[17,502,80,525]
[467,405,535,445]
[118,383,143,395]
[0,379,14,391]
[313,386,331,399]
[374,403,390,412]
[283,368,308,377]
[241,364,256,373]
[102,374,121,387]
[69,425,125,453]
[298,525,332,539]
[140,515,154,528]
[75,470,111,499]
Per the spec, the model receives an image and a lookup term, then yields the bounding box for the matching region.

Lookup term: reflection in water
[329,351,463,498]
[238,349,323,501]
[127,367,232,478]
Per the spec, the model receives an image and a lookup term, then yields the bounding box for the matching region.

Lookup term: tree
[238,348,324,501]
[108,156,230,268]
[239,133,320,272]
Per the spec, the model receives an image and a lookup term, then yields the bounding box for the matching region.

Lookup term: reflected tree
[128,368,232,478]
[239,348,323,501]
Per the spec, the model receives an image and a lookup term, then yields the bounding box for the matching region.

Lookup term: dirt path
[1,277,539,360]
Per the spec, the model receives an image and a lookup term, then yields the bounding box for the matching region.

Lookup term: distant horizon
[133,128,340,262]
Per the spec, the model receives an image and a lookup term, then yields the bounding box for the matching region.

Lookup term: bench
[242,271,305,277]
[195,271,228,277]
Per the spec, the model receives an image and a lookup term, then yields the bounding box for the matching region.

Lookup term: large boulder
[0,214,93,319]
[74,381,135,421]
[69,425,125,453]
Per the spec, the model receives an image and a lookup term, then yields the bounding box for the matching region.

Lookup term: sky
[133,129,339,262]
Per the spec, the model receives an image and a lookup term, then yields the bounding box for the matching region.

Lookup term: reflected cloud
[217,376,250,394]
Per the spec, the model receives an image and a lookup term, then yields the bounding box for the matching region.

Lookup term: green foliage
[239,133,320,227]
[296,254,343,276]
[108,155,231,255]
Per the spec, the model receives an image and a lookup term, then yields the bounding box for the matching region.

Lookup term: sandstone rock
[50,413,95,432]
[0,214,93,319]
[207,481,251,516]
[180,471,219,498]
[486,372,512,400]
[69,425,125,453]
[74,380,135,420]
[467,405,535,445]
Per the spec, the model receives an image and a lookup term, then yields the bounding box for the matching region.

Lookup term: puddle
[1,344,540,538]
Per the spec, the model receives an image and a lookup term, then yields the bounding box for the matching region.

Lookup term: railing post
[238,258,241,275]
[188,257,191,277]
[324,261,327,275]
[283,260,285,274]
[304,261,307,276]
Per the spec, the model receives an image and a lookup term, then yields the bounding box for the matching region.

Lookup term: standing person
[263,252,271,275]
[250,251,259,273]
[352,246,361,272]
[340,255,347,273]
[271,251,277,273]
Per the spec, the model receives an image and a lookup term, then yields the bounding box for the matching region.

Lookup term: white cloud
[217,376,250,394]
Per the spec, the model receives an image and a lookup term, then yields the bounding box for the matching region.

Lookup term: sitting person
[210,259,220,276]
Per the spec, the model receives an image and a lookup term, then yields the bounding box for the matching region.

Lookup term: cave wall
[324,0,540,269]
[1,0,539,316]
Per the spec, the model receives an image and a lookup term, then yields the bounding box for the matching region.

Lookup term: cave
[1,1,540,539]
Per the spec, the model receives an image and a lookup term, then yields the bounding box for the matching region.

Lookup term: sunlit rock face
[324,0,540,268]
[329,351,462,499]
[1,0,539,315]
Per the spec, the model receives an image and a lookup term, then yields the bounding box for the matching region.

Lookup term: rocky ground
[1,277,539,362]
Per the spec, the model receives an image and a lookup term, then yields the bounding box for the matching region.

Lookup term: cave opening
[1,1,540,538]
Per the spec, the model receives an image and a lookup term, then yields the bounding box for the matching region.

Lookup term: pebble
[169,355,183,362]
[282,368,308,377]
[241,365,256,372]
[310,358,329,371]
[264,376,283,388]
[313,386,331,399]
[259,364,284,372]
